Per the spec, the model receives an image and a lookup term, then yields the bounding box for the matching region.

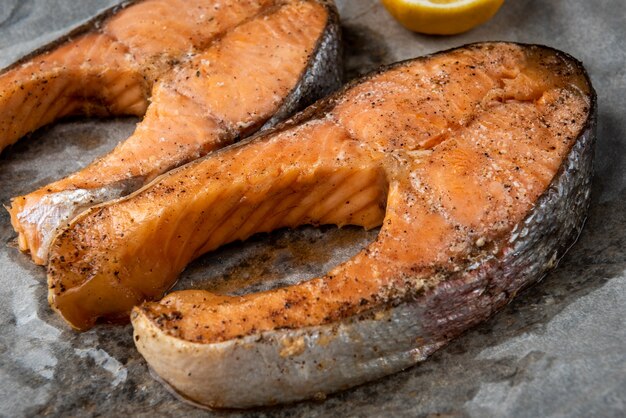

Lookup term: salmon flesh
[5,0,341,264]
[46,43,596,407]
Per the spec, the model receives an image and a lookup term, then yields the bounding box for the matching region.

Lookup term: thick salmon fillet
[5,0,340,265]
[47,43,595,406]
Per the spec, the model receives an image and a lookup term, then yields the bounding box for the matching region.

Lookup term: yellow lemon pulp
[381,0,505,35]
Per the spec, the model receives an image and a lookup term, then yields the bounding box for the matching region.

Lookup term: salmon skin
[46,42,595,408]
[5,0,341,265]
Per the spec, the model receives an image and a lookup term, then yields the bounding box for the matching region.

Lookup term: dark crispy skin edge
[0,1,142,75]
[137,41,597,340]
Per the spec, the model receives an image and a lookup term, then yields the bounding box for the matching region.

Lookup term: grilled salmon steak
[47,43,595,407]
[5,0,341,265]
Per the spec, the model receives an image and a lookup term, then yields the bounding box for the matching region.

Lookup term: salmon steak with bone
[44,42,596,408]
[4,0,341,265]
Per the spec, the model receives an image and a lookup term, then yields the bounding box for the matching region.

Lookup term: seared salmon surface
[6,0,334,264]
[47,43,591,332]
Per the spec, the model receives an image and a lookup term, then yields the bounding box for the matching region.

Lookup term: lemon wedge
[381,0,505,35]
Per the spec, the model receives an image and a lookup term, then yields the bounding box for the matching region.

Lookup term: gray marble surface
[0,1,625,417]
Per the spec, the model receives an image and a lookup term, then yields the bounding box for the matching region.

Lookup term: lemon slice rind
[381,0,505,35]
